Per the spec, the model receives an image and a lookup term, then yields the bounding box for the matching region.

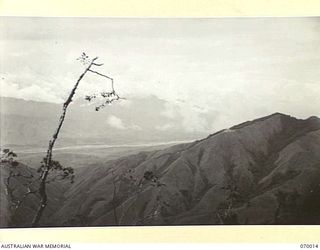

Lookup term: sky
[1,17,320,133]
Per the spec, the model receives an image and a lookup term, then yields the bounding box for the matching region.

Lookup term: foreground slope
[0,163,71,227]
[48,113,320,226]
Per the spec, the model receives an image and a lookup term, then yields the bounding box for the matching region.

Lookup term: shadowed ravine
[1,113,320,227]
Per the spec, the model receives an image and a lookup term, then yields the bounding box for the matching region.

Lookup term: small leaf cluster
[76,52,91,65]
[143,170,165,187]
[94,93,121,111]
[85,90,121,111]
[0,148,19,167]
[38,157,75,183]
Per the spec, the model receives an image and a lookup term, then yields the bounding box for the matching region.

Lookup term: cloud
[107,115,126,129]
[129,124,142,130]
[155,123,174,131]
[1,17,320,137]
[0,80,64,103]
[106,115,142,130]
[159,100,216,132]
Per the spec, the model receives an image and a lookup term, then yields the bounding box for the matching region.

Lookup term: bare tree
[109,168,166,226]
[0,148,39,227]
[216,164,240,225]
[32,53,122,227]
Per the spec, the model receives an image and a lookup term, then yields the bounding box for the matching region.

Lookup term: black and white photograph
[0,17,320,228]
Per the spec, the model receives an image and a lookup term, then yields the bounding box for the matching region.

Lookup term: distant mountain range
[0,96,207,148]
[1,112,320,227]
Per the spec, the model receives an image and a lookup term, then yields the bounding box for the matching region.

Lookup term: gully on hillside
[1,113,320,227]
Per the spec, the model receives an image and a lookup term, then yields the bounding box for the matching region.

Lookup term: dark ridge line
[184,113,297,150]
[230,112,291,130]
[95,113,319,168]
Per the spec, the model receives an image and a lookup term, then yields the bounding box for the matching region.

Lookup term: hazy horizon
[1,17,320,133]
[1,17,320,228]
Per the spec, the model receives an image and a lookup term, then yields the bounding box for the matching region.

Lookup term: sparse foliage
[37,157,74,184]
[0,148,18,167]
[1,53,123,227]
[31,53,123,227]
[108,167,166,225]
[217,165,241,224]
[0,148,38,224]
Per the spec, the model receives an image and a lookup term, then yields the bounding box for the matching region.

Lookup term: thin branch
[136,190,162,225]
[88,69,113,80]
[92,63,104,66]
[94,92,126,111]
[16,172,34,179]
[88,69,114,90]
[32,57,98,227]
[5,171,15,197]
[4,165,39,216]
[31,54,122,227]
[14,188,38,211]
[118,174,161,225]
[23,165,35,177]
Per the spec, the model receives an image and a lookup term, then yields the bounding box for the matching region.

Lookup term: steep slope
[47,113,320,226]
[0,162,72,227]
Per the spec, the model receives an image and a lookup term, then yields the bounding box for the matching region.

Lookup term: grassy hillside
[2,113,320,227]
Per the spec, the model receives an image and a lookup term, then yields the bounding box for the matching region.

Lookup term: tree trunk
[31,58,98,227]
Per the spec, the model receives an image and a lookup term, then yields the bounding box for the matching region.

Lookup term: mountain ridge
[1,112,320,227]
[0,96,207,147]
[49,112,320,226]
